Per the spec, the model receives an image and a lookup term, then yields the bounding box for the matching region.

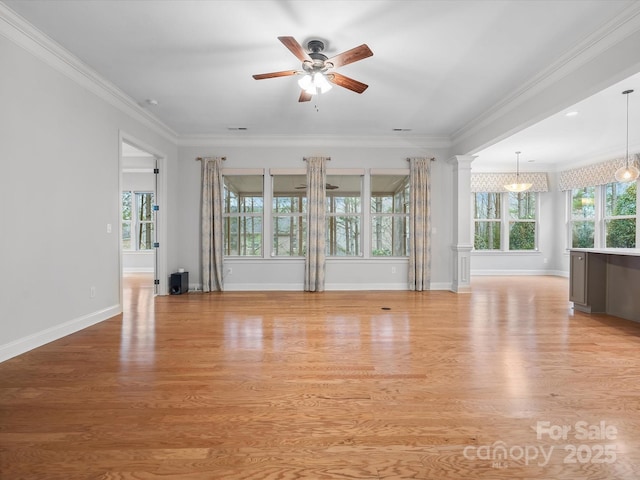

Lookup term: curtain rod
[303,157,331,161]
[406,157,436,161]
[196,157,226,161]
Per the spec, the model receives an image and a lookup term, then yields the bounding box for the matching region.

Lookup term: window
[326,175,362,256]
[370,174,409,256]
[473,192,538,251]
[272,175,306,256]
[509,192,537,250]
[567,182,638,249]
[570,187,596,248]
[605,181,636,248]
[223,175,263,256]
[474,193,501,250]
[122,191,154,251]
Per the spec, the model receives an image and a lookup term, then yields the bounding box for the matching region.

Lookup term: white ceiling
[4,0,640,170]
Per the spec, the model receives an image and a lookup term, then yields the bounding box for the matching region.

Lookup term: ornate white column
[448,155,475,293]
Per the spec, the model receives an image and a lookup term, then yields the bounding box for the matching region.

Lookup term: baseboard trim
[0,304,121,363]
[471,269,569,277]
[195,282,453,292]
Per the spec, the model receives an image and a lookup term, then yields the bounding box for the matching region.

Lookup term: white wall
[0,29,178,361]
[176,144,454,291]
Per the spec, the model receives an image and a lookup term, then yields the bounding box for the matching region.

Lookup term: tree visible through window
[371,174,409,256]
[474,193,501,250]
[223,175,263,256]
[326,175,362,256]
[272,175,306,256]
[509,192,537,250]
[605,182,636,248]
[570,187,596,248]
[473,191,538,251]
[122,191,154,251]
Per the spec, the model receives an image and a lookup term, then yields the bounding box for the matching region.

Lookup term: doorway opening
[120,137,166,311]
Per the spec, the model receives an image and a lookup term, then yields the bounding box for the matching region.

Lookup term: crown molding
[0,3,178,143]
[451,2,640,149]
[177,133,452,149]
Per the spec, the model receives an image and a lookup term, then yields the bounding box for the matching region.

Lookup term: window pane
[605,182,636,217]
[273,175,307,213]
[509,222,535,250]
[372,216,408,256]
[224,175,263,213]
[606,218,636,248]
[327,195,361,213]
[370,175,409,213]
[327,216,361,256]
[474,221,500,250]
[137,222,154,250]
[509,192,536,219]
[122,222,131,250]
[122,191,132,220]
[572,221,595,248]
[136,193,154,221]
[572,187,595,218]
[475,193,501,219]
[223,175,264,256]
[273,216,306,256]
[326,175,362,256]
[224,217,262,256]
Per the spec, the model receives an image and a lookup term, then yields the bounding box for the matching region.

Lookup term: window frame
[223,174,264,257]
[271,174,307,257]
[326,175,363,257]
[122,190,155,252]
[473,191,540,252]
[370,174,410,257]
[566,180,639,249]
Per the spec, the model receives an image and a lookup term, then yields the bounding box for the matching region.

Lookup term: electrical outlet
[90,286,96,298]
[106,223,112,233]
[391,267,397,274]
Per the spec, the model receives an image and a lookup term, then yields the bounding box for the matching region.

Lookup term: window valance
[558,155,640,191]
[470,172,549,193]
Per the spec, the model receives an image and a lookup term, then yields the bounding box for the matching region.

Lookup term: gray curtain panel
[304,156,328,292]
[408,157,431,291]
[201,157,225,292]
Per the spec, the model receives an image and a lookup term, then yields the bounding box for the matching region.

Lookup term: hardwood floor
[2,276,640,479]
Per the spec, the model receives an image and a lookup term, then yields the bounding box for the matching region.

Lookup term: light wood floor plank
[1,275,640,478]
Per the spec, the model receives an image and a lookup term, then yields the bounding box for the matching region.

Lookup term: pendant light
[504,151,532,192]
[614,89,639,183]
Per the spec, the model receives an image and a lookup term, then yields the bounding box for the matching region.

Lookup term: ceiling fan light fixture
[614,89,639,183]
[504,151,532,193]
[298,72,332,95]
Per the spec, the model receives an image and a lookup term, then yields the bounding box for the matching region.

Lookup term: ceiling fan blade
[298,90,312,102]
[278,36,312,62]
[253,70,298,80]
[328,72,369,94]
[327,44,373,68]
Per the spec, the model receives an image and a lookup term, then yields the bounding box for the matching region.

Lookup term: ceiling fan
[252,36,373,102]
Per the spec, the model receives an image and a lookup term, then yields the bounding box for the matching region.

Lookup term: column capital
[447,154,476,169]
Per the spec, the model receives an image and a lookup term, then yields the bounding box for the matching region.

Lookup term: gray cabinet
[569,251,586,305]
[569,251,606,313]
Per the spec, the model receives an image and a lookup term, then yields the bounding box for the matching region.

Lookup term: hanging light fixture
[504,151,532,192]
[614,89,639,183]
